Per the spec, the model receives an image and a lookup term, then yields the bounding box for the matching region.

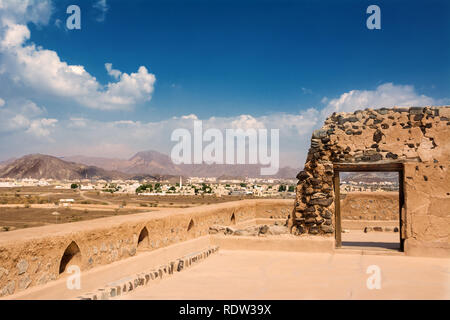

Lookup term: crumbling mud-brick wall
[403,162,450,256]
[292,106,450,256]
[340,192,399,220]
[0,199,292,297]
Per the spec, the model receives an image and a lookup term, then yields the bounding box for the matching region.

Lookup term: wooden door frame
[333,162,405,250]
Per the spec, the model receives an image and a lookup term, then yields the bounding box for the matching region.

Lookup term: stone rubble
[364,226,399,233]
[209,223,290,237]
[75,246,219,300]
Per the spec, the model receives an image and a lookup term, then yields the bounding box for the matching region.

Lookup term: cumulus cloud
[10,114,30,130]
[0,0,52,26]
[321,83,436,117]
[0,107,320,167]
[0,22,30,48]
[180,114,198,120]
[230,115,265,130]
[0,1,156,110]
[0,1,444,168]
[105,63,122,80]
[1,82,441,167]
[0,98,56,138]
[26,118,58,137]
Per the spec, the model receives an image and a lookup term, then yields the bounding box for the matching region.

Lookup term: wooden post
[333,172,342,247]
[398,167,405,251]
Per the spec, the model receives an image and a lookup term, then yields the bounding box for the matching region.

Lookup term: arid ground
[117,248,449,300]
[0,187,266,231]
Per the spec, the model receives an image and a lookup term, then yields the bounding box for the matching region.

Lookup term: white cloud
[93,0,109,22]
[21,99,45,116]
[0,3,156,110]
[321,83,436,117]
[10,114,30,129]
[181,114,198,120]
[2,82,432,167]
[68,117,87,128]
[0,108,321,167]
[301,87,312,94]
[0,98,55,138]
[54,18,61,28]
[0,0,444,168]
[0,22,30,48]
[26,118,57,137]
[105,63,122,79]
[0,0,52,26]
[0,80,444,167]
[230,115,265,130]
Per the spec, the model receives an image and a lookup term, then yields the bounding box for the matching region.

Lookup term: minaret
[179,176,182,188]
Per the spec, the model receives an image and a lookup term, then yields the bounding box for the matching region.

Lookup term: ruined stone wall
[0,199,292,297]
[293,106,450,242]
[255,201,292,219]
[341,192,398,220]
[403,162,450,256]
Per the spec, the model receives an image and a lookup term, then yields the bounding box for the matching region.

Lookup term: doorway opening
[187,219,195,232]
[230,213,236,225]
[137,227,150,250]
[59,241,82,274]
[333,163,404,252]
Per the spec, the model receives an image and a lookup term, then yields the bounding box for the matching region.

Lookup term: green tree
[71,183,79,189]
[136,184,153,194]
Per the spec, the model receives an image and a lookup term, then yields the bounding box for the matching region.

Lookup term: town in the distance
[0,151,397,232]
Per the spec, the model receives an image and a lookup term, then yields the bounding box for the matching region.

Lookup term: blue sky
[0,0,449,167]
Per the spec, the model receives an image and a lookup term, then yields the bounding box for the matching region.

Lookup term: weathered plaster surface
[0,199,292,297]
[341,192,398,220]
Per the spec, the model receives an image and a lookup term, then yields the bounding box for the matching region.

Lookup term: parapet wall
[293,106,450,256]
[0,199,293,297]
[341,192,399,220]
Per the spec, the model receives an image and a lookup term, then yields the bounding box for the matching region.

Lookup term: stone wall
[292,106,450,254]
[341,192,398,220]
[0,199,293,297]
[403,162,450,256]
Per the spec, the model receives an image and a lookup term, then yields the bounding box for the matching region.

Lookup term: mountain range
[0,154,129,181]
[0,152,401,183]
[62,151,299,179]
[0,151,299,180]
[340,172,399,183]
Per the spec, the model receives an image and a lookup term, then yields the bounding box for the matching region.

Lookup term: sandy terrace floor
[117,249,450,300]
[341,230,401,250]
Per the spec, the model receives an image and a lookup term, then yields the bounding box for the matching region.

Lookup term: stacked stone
[76,246,219,300]
[293,159,335,235]
[292,106,450,235]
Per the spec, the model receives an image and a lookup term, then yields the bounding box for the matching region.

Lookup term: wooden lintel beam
[333,162,403,172]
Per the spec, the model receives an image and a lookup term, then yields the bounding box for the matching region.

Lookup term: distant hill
[3,153,398,183]
[0,157,17,170]
[63,150,299,179]
[0,154,129,180]
[340,172,399,183]
[126,151,182,175]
